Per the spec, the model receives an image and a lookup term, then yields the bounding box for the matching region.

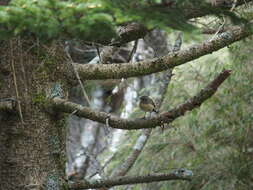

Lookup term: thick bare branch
[68,171,191,189]
[52,70,231,130]
[75,24,251,80]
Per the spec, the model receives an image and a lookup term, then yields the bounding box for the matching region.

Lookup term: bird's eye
[179,169,185,173]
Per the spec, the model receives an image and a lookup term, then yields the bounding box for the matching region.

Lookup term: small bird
[139,96,158,118]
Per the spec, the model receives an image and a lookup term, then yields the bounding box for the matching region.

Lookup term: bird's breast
[139,102,155,112]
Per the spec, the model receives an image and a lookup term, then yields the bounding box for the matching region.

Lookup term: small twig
[101,154,115,172]
[243,0,249,8]
[209,17,226,42]
[18,37,29,108]
[106,117,110,127]
[82,41,105,47]
[10,40,24,124]
[88,153,115,179]
[64,43,91,106]
[96,45,102,63]
[127,40,138,62]
[230,0,238,11]
[202,27,227,34]
[70,109,78,116]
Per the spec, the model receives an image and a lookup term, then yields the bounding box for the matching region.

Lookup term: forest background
[0,0,252,190]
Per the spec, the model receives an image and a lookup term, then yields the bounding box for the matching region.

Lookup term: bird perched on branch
[139,96,158,118]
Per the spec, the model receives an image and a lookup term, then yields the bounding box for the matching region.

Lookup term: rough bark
[0,39,68,189]
[75,24,252,80]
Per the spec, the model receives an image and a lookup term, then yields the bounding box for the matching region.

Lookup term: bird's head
[140,96,149,101]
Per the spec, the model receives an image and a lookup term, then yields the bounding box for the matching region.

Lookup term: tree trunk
[0,39,68,189]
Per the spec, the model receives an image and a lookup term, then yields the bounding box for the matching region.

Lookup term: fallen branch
[52,70,231,130]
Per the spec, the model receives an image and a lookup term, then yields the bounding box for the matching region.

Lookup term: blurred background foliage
[106,38,253,189]
[0,0,249,43]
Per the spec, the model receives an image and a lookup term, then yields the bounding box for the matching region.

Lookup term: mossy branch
[75,24,252,80]
[51,70,231,130]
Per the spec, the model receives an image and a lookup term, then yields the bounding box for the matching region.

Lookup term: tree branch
[52,70,231,130]
[163,69,231,119]
[75,24,251,80]
[202,27,228,35]
[110,33,181,178]
[68,171,192,189]
[105,0,251,46]
[184,0,253,19]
